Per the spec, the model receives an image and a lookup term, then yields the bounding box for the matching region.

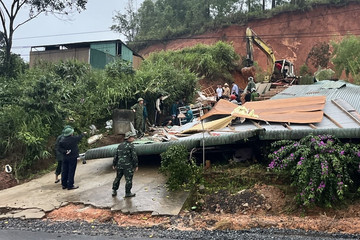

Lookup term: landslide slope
[139,2,360,81]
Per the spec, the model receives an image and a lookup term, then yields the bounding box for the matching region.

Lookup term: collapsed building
[84,80,360,162]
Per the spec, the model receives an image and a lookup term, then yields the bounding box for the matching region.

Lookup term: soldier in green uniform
[131,98,144,138]
[112,131,138,197]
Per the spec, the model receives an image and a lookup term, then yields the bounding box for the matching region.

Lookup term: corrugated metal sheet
[273,80,360,112]
[316,81,346,89]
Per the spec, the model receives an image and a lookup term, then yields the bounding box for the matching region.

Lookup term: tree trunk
[272,0,275,8]
[263,0,265,11]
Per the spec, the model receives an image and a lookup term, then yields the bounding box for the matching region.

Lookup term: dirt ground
[42,183,360,234]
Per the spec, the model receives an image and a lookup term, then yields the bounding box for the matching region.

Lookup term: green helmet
[62,125,72,133]
[124,131,136,139]
[137,97,144,102]
[63,127,74,137]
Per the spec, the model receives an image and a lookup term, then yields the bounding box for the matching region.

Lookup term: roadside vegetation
[0,42,239,179]
[162,135,360,210]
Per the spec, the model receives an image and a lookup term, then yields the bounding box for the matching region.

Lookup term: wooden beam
[309,124,317,129]
[283,123,292,130]
[332,99,360,126]
[324,112,343,128]
[250,120,263,129]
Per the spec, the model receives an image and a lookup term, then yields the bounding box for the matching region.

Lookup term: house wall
[121,44,133,63]
[132,55,143,70]
[29,48,90,67]
[90,42,116,56]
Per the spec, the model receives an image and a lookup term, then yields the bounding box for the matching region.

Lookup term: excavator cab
[272,59,297,84]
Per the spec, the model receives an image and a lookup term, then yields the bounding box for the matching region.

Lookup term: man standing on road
[59,127,86,190]
[112,131,138,198]
[54,125,71,183]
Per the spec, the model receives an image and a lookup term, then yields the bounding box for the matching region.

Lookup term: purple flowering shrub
[268,134,360,207]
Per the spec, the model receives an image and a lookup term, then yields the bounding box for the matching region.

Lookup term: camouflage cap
[137,97,144,102]
[124,131,136,139]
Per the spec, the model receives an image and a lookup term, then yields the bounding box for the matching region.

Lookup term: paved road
[1,228,359,240]
[0,229,166,240]
[0,158,189,219]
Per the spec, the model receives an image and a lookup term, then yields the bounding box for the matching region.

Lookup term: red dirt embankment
[139,2,360,88]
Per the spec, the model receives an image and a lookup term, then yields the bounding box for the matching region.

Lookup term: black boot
[125,192,136,198]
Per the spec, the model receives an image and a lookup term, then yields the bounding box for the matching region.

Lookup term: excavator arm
[245,27,276,77]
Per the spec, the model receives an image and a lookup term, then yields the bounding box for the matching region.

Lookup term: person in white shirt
[155,94,169,126]
[215,84,223,101]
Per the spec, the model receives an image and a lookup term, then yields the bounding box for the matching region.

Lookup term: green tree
[0,0,87,76]
[331,35,360,84]
[111,0,139,42]
[306,42,331,69]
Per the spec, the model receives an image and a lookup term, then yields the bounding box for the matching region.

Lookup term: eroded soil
[43,183,360,234]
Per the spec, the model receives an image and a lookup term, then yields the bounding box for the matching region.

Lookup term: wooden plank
[309,124,317,129]
[324,112,343,128]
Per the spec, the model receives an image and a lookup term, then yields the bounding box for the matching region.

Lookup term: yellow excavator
[242,27,297,84]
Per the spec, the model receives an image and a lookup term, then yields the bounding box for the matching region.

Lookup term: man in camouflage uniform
[112,131,138,197]
[131,98,144,138]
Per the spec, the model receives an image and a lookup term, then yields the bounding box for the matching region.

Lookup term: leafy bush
[268,134,360,207]
[314,67,335,81]
[145,41,240,82]
[331,35,360,84]
[160,145,203,191]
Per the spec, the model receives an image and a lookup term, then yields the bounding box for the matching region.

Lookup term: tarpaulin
[182,116,233,134]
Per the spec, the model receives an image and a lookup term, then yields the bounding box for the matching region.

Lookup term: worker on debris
[170,100,180,125]
[215,84,224,101]
[230,94,239,105]
[59,127,87,190]
[241,77,256,104]
[131,98,144,138]
[231,81,242,102]
[155,94,169,126]
[142,100,151,133]
[250,88,259,101]
[185,106,194,123]
[223,83,231,99]
[112,131,138,198]
[247,77,256,93]
[54,125,72,184]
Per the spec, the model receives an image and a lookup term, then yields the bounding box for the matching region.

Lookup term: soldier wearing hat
[54,125,72,184]
[112,131,138,197]
[131,97,144,138]
[58,126,86,190]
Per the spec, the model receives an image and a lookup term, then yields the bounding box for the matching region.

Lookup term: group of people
[215,77,259,105]
[55,126,139,198]
[215,82,242,102]
[130,95,194,137]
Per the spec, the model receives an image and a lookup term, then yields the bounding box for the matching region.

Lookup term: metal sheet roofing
[272,80,360,112]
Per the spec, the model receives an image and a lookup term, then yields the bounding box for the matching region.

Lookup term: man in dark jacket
[54,125,71,183]
[59,127,86,190]
[112,131,138,197]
